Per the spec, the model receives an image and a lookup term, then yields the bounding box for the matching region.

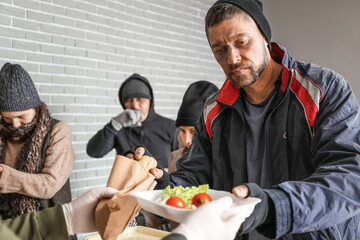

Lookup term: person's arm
[269,72,360,237]
[0,122,74,198]
[86,122,119,158]
[0,187,118,240]
[87,109,143,158]
[1,205,68,240]
[0,222,22,240]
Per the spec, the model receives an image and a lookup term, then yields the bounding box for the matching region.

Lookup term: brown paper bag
[95,155,157,240]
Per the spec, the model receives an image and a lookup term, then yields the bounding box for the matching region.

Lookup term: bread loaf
[137,155,157,172]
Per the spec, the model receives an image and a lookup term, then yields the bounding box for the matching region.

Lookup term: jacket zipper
[264,66,293,186]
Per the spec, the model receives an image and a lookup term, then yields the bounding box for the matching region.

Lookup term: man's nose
[227,46,241,65]
[131,99,141,109]
[185,133,193,147]
[12,120,21,128]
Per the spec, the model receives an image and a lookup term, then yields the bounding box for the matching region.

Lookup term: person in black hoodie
[86,73,178,169]
[168,80,219,174]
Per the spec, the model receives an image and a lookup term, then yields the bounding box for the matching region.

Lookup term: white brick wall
[0,0,223,204]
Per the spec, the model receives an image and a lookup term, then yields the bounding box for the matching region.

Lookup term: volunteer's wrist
[61,204,74,236]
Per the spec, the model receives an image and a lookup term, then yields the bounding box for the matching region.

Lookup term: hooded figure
[87,73,178,168]
[168,80,219,173]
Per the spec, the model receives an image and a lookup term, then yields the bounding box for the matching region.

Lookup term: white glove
[172,196,255,240]
[111,109,144,131]
[62,187,119,235]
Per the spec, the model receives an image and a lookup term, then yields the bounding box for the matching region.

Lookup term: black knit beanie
[120,73,152,104]
[176,81,219,127]
[210,0,271,48]
[0,63,41,112]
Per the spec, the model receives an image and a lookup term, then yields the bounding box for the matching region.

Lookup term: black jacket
[86,75,178,168]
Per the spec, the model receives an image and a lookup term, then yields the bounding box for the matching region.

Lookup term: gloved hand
[111,109,144,131]
[123,145,154,160]
[233,183,275,236]
[172,196,255,240]
[152,168,170,189]
[62,187,119,235]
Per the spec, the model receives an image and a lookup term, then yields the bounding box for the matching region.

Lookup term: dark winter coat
[87,75,178,168]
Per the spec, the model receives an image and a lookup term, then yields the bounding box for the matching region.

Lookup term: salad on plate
[160,184,212,209]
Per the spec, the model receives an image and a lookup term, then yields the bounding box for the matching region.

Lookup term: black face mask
[0,119,37,144]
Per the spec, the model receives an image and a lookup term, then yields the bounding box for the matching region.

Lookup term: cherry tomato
[166,196,186,208]
[191,192,212,207]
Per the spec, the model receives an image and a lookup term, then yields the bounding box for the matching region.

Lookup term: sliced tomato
[191,192,212,207]
[166,196,186,208]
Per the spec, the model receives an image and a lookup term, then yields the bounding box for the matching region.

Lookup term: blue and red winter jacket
[171,43,360,239]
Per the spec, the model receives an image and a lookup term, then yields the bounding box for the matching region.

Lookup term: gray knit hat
[0,63,41,112]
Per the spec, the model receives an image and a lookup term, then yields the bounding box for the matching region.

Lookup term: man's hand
[232,185,250,198]
[111,109,144,131]
[128,147,169,189]
[150,168,164,179]
[172,196,254,240]
[232,183,275,235]
[126,147,163,177]
[125,146,146,161]
[62,187,119,235]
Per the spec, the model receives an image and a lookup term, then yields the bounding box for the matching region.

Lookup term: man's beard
[228,47,269,88]
[1,119,37,144]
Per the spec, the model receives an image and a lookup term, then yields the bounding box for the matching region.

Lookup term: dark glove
[122,145,154,158]
[240,183,275,236]
[111,109,143,131]
[154,169,170,190]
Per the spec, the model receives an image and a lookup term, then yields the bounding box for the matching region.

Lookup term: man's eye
[215,48,224,55]
[236,39,248,47]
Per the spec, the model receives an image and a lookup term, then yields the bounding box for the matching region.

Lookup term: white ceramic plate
[130,189,261,223]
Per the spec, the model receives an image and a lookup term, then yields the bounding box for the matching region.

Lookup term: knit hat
[210,0,271,48]
[0,63,41,112]
[119,73,152,104]
[176,81,219,127]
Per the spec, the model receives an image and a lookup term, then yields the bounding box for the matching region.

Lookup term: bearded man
[0,63,74,230]
[146,0,360,239]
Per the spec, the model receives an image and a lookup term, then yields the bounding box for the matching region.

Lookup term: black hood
[118,73,156,123]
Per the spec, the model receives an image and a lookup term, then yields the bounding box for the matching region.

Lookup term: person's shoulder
[293,60,345,90]
[154,113,175,124]
[202,90,221,116]
[205,90,219,105]
[51,121,72,137]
